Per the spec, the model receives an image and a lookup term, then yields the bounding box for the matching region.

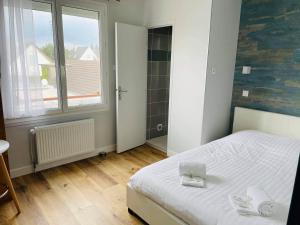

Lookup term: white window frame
[5,0,110,126]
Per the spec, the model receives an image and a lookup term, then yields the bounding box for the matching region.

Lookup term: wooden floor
[0,145,166,225]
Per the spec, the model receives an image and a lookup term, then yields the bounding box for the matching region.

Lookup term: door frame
[146,24,175,151]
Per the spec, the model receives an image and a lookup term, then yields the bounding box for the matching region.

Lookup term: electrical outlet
[157,124,163,132]
[242,66,251,75]
[242,90,249,97]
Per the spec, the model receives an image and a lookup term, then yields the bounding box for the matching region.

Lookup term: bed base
[128,208,149,224]
[127,184,187,225]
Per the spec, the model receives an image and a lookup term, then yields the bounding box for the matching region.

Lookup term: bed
[127,107,300,225]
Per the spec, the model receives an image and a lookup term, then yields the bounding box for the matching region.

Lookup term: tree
[41,43,74,60]
[41,43,55,59]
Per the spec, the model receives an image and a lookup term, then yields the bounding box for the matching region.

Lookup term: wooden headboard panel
[233,107,300,139]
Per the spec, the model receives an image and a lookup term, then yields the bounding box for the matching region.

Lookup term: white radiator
[33,119,95,167]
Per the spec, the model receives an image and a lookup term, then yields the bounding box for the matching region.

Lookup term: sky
[33,10,100,50]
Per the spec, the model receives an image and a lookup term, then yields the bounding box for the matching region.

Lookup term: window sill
[5,104,110,128]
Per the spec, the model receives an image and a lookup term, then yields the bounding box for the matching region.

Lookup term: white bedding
[129,131,300,225]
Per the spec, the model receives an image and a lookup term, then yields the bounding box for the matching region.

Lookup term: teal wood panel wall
[232,0,300,116]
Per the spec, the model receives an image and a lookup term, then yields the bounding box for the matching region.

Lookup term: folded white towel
[179,161,206,178]
[228,194,257,216]
[247,186,275,217]
[181,175,205,188]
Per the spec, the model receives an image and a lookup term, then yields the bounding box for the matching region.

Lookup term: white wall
[144,0,213,154]
[5,0,146,176]
[201,0,242,144]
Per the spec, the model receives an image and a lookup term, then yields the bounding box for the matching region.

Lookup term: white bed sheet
[129,131,300,225]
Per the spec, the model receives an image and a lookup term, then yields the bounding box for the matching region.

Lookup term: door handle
[117,86,128,100]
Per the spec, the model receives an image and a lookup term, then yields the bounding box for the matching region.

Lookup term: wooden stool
[0,140,20,213]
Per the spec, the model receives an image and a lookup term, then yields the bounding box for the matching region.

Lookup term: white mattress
[129,131,300,225]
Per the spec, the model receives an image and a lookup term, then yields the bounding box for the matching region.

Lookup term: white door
[115,22,148,153]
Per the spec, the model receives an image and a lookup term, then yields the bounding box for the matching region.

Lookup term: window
[32,1,59,110]
[0,0,108,119]
[62,6,102,108]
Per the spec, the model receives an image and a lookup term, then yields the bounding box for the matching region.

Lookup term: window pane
[62,6,102,108]
[32,2,59,110]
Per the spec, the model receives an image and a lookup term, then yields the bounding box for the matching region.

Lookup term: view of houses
[30,43,102,109]
[31,3,102,110]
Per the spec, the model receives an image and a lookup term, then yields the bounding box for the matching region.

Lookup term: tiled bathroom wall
[147,26,172,139]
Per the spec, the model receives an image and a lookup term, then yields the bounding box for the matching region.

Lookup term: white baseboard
[97,145,116,153]
[167,150,177,157]
[10,145,116,178]
[10,165,35,178]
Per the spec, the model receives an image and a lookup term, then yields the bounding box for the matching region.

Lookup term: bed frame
[233,107,300,139]
[127,107,300,225]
